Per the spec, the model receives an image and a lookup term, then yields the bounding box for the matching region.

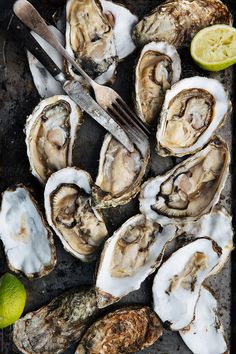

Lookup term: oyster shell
[135,41,181,125]
[13,287,98,354]
[44,167,108,261]
[75,306,163,354]
[152,237,222,330]
[180,286,229,354]
[25,95,83,184]
[0,185,56,279]
[93,134,150,208]
[96,214,176,308]
[140,137,230,225]
[156,77,231,157]
[133,0,232,48]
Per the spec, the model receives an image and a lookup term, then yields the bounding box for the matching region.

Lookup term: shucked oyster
[93,134,150,208]
[26,95,83,184]
[13,287,98,354]
[133,0,232,48]
[135,41,181,125]
[140,138,229,225]
[0,185,56,278]
[75,306,163,354]
[96,214,176,308]
[156,77,231,157]
[44,167,108,262]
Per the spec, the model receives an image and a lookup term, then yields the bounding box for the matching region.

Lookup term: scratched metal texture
[0,0,235,353]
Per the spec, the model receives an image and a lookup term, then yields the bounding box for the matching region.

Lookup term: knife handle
[10,15,62,79]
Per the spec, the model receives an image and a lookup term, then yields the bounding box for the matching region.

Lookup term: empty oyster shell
[135,41,181,125]
[133,0,232,48]
[140,137,230,225]
[13,287,98,354]
[25,95,83,184]
[156,77,231,157]
[75,306,163,354]
[93,134,150,208]
[0,185,56,279]
[96,214,176,308]
[180,286,229,354]
[152,238,222,330]
[44,167,108,262]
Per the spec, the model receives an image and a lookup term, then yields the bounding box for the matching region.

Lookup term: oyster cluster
[4,0,234,353]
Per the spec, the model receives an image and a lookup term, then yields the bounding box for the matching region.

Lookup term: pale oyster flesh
[180,286,229,354]
[133,0,232,48]
[0,185,56,278]
[96,214,176,308]
[25,95,82,184]
[44,167,108,261]
[135,42,181,124]
[140,138,229,225]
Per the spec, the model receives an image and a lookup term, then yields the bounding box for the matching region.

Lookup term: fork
[13,0,150,144]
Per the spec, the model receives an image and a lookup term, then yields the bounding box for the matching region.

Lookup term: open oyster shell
[180,286,229,354]
[156,77,231,157]
[75,306,163,354]
[44,167,108,262]
[96,214,176,308]
[25,95,83,184]
[140,137,230,225]
[93,134,150,208]
[133,0,232,48]
[135,41,181,125]
[0,185,56,279]
[13,287,98,354]
[152,237,222,331]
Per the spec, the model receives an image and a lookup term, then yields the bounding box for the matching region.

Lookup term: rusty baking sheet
[0,0,236,353]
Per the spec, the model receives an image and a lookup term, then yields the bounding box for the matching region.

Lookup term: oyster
[13,287,98,354]
[133,0,232,48]
[152,238,222,330]
[135,41,181,125]
[96,214,176,308]
[140,137,230,225]
[156,77,231,157]
[93,134,150,208]
[25,95,83,184]
[75,306,163,354]
[44,167,108,261]
[180,286,229,354]
[0,185,56,278]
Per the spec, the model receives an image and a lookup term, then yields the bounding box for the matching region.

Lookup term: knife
[11,15,134,152]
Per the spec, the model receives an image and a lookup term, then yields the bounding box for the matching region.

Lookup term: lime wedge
[0,273,26,328]
[191,25,236,71]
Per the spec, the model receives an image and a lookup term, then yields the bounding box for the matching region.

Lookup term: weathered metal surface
[0,1,235,353]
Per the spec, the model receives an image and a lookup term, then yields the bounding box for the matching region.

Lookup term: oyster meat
[135,41,181,125]
[44,167,108,261]
[96,214,176,308]
[25,95,83,184]
[0,185,56,278]
[75,306,163,354]
[180,286,229,354]
[133,0,232,48]
[140,137,230,225]
[156,76,231,157]
[152,238,222,330]
[13,287,98,354]
[93,134,150,208]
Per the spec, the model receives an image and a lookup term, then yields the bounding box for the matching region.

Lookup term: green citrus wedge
[191,24,236,71]
[0,273,26,328]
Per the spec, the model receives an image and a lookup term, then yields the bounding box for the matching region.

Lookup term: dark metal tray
[0,1,235,353]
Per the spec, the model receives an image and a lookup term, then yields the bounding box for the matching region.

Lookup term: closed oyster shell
[0,185,56,279]
[133,0,232,48]
[13,287,98,354]
[75,306,163,354]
